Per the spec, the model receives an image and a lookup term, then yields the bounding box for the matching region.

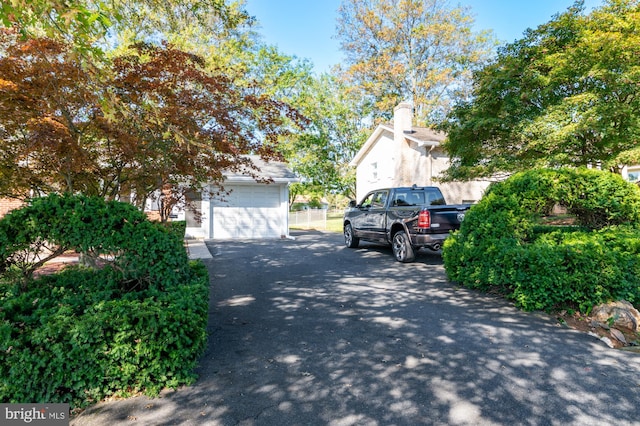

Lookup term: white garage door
[212,184,283,239]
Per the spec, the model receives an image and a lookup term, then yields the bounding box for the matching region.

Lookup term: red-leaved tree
[0,29,303,220]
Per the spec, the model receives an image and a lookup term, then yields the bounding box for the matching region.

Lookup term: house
[622,165,640,184]
[0,198,24,218]
[349,102,490,204]
[170,156,298,239]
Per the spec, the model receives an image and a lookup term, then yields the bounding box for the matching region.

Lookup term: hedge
[0,194,209,408]
[443,168,640,312]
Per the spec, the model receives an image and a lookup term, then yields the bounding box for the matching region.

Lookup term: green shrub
[0,262,208,407]
[0,194,190,291]
[162,220,187,241]
[0,195,209,408]
[443,168,640,312]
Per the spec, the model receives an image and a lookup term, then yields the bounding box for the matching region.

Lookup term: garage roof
[223,155,299,183]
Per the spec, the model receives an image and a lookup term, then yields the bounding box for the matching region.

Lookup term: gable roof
[223,155,299,183]
[349,123,446,167]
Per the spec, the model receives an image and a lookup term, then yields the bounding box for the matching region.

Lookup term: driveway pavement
[73,231,640,425]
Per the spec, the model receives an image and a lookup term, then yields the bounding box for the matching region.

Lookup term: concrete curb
[185,239,213,260]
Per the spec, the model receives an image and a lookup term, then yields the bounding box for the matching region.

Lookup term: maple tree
[0,30,103,198]
[0,29,302,220]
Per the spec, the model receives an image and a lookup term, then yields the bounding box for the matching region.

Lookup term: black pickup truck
[343,186,471,262]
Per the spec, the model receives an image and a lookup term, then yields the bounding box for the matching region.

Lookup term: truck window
[393,192,410,206]
[408,192,424,206]
[426,190,445,205]
[360,192,375,208]
[372,191,388,208]
[393,190,424,206]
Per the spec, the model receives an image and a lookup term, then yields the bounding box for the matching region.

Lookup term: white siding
[355,130,395,202]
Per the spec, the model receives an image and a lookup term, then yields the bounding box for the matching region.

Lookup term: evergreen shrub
[0,194,209,408]
[443,168,640,311]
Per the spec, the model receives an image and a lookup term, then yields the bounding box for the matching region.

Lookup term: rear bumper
[410,233,450,248]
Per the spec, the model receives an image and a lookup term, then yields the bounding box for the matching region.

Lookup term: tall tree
[279,74,370,199]
[1,1,312,218]
[0,30,302,220]
[0,0,243,51]
[440,0,640,181]
[0,0,112,52]
[336,0,495,125]
[0,31,104,198]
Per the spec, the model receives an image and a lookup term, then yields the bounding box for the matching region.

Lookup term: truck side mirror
[348,200,357,208]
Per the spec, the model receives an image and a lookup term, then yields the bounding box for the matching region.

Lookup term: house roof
[349,123,446,167]
[223,155,299,183]
[403,127,446,144]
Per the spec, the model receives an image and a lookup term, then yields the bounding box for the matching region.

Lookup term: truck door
[352,190,388,240]
[367,190,389,240]
[351,191,375,235]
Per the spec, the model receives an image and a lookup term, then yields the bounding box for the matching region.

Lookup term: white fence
[289,209,327,230]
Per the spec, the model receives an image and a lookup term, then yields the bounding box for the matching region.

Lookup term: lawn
[289,211,343,233]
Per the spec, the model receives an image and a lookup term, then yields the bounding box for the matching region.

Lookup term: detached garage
[183,157,298,240]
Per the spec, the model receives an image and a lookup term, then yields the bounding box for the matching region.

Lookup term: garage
[182,156,297,240]
[211,183,285,239]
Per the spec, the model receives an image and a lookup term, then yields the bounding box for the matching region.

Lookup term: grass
[326,213,343,233]
[290,211,343,233]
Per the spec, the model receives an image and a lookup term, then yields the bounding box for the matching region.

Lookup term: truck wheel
[344,223,359,248]
[392,230,415,263]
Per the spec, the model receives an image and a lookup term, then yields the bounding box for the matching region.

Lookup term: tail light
[418,209,431,228]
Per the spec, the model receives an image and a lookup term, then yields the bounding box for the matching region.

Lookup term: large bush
[0,194,209,408]
[0,194,190,291]
[443,168,640,312]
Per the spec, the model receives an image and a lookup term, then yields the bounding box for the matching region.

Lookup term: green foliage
[0,193,189,290]
[558,168,640,228]
[280,74,368,199]
[0,262,209,407]
[441,0,640,180]
[161,220,187,240]
[0,195,209,408]
[443,168,640,312]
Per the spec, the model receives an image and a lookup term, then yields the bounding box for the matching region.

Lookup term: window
[426,190,445,205]
[372,191,388,208]
[371,162,378,181]
[360,192,375,208]
[393,190,423,206]
[360,191,388,208]
[393,192,409,206]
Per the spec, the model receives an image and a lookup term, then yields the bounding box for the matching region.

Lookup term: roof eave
[349,124,394,167]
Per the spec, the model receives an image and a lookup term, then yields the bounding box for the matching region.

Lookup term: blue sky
[244,0,605,73]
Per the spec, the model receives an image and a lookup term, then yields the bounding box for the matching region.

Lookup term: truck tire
[392,230,415,262]
[344,223,359,248]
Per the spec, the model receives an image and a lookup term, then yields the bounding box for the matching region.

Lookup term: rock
[610,328,627,345]
[591,300,640,332]
[600,336,615,348]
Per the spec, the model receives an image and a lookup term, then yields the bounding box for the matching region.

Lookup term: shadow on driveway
[73,231,640,425]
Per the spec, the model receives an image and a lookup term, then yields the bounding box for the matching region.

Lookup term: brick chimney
[393,102,413,140]
[393,103,414,186]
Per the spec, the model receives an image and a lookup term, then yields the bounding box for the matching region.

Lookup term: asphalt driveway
[73,230,640,425]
